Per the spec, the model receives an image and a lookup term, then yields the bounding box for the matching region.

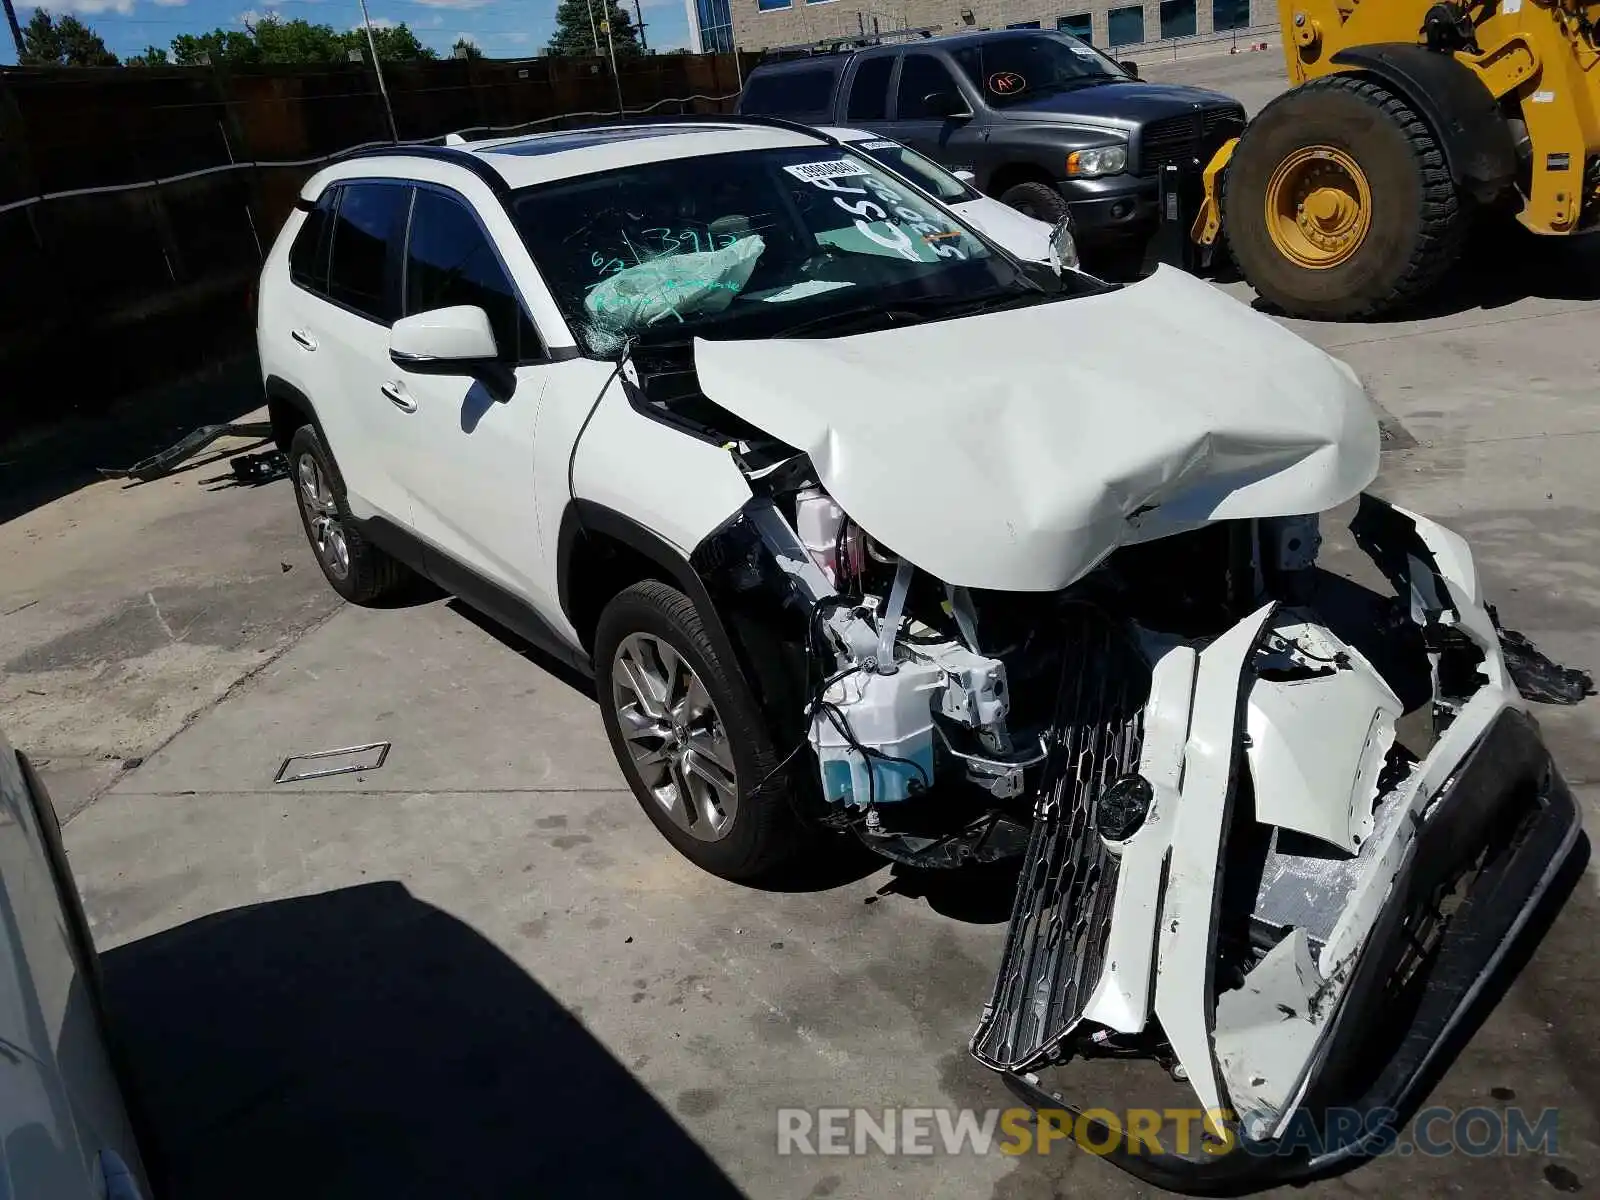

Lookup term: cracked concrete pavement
[6,54,1600,1200]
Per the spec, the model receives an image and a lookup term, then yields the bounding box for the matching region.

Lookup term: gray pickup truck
[737,28,1244,256]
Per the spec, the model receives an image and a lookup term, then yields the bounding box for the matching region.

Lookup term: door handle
[290,328,317,351]
[381,381,417,413]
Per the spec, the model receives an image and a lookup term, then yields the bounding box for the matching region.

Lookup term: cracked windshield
[512,144,1034,354]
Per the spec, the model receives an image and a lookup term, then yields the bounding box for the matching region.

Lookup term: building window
[1056,12,1092,41]
[1005,20,1040,27]
[1159,0,1196,38]
[1212,0,1251,29]
[696,0,734,50]
[756,0,790,11]
[1108,4,1145,46]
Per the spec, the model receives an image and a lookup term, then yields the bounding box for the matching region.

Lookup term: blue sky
[2,0,693,65]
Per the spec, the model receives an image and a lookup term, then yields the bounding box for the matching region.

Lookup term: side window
[846,56,893,121]
[739,66,836,117]
[288,189,336,293]
[325,181,410,323]
[895,55,961,120]
[405,188,539,363]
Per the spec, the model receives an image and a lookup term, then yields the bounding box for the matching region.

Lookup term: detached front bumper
[973,495,1583,1193]
[1003,705,1578,1194]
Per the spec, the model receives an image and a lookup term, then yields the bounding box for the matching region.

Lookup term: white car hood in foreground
[695,267,1380,591]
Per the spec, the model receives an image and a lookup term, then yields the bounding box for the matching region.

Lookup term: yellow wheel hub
[1264,145,1372,269]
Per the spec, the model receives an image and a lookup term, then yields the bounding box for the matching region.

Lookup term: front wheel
[594,580,811,882]
[1224,74,1466,320]
[999,180,1072,225]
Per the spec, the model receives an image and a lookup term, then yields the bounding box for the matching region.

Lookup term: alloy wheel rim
[297,453,350,580]
[611,632,738,842]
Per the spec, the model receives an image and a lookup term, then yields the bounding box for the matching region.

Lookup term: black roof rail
[758,25,941,63]
[468,111,845,145]
[331,141,512,196]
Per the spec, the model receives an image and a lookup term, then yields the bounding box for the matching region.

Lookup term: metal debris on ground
[99,421,274,483]
[274,742,391,784]
[1497,621,1595,706]
[229,450,289,486]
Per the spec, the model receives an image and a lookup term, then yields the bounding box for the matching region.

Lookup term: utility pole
[3,0,25,63]
[586,0,601,55]
[357,0,399,142]
[601,12,624,114]
[632,0,647,50]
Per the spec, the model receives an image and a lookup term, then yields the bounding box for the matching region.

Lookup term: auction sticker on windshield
[784,159,871,182]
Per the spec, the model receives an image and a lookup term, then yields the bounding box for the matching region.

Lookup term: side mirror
[953,168,978,183]
[922,91,971,119]
[390,305,514,400]
[1119,60,1141,79]
[390,305,499,372]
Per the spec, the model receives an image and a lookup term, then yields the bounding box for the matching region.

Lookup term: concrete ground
[6,54,1600,1200]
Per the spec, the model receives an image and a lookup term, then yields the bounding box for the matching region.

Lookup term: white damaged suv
[258,118,1581,1189]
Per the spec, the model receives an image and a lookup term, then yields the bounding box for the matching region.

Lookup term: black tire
[594,580,808,882]
[1224,75,1466,320]
[1000,180,1072,225]
[287,424,409,604]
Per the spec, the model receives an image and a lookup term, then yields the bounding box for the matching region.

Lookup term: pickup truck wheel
[595,580,807,882]
[999,180,1071,224]
[288,425,410,604]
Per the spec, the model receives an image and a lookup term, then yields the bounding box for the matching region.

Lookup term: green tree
[548,0,641,57]
[126,45,171,67]
[164,16,436,67]
[451,35,483,59]
[19,10,119,66]
[358,22,435,61]
[169,28,260,66]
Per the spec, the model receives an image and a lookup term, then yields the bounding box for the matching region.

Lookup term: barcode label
[784,159,871,182]
[860,140,900,150]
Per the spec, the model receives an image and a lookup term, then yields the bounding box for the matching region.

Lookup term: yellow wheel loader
[1191,0,1600,319]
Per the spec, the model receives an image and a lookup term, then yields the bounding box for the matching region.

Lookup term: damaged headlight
[1050,216,1080,273]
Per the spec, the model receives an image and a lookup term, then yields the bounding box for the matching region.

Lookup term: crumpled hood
[694,266,1380,591]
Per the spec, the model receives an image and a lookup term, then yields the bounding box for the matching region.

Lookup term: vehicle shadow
[100,881,747,1200]
[0,352,263,527]
[1249,224,1600,321]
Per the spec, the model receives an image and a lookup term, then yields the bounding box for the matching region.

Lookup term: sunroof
[485,125,728,157]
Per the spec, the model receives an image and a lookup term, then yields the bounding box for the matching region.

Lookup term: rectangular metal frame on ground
[273,742,390,783]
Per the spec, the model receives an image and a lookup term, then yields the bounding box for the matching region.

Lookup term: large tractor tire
[1224,74,1467,320]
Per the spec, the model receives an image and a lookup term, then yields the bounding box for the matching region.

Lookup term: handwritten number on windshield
[803,171,967,263]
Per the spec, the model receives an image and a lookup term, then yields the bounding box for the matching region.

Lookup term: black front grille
[970,612,1150,1073]
[1137,104,1246,176]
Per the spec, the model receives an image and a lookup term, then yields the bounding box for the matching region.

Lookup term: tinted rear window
[846,56,893,121]
[740,65,837,117]
[289,191,335,293]
[326,181,411,323]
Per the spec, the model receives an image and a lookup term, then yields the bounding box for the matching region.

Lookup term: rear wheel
[1224,74,1466,319]
[288,425,409,604]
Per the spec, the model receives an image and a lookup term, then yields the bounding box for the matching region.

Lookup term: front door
[384,185,554,611]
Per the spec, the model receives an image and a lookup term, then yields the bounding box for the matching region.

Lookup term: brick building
[731,0,1275,53]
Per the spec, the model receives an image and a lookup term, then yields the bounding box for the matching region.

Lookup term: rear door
[840,53,894,132]
[304,180,414,525]
[886,52,986,171]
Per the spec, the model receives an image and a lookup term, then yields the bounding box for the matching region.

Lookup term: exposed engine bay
[615,293,1591,1189]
